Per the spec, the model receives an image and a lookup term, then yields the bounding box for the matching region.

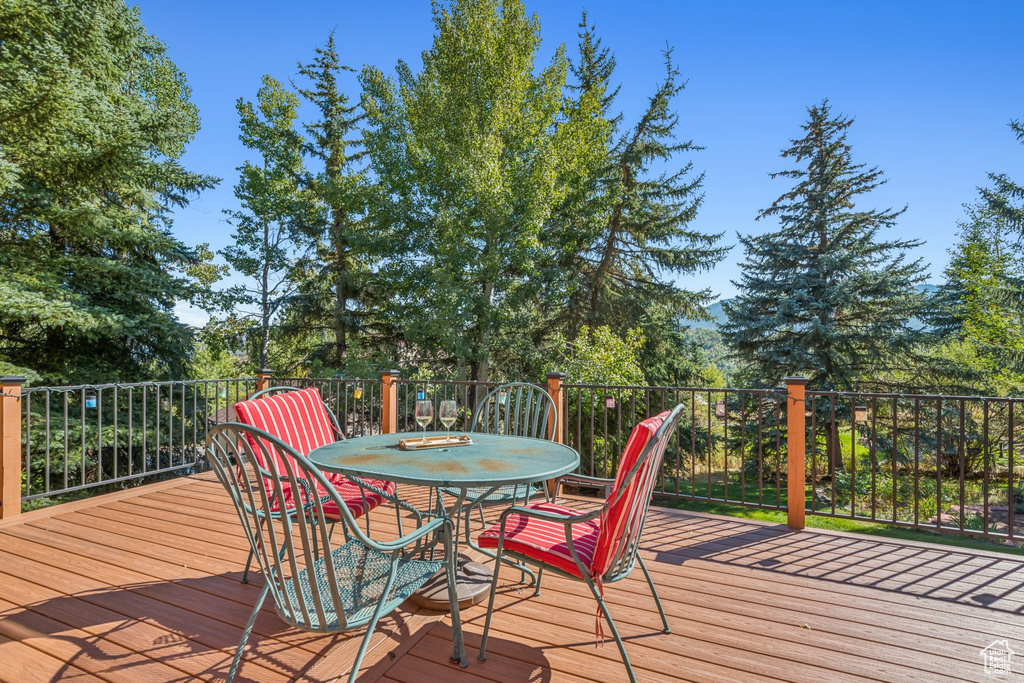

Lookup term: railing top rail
[272,376,376,382]
[21,378,256,394]
[391,378,502,387]
[806,389,1023,402]
[562,383,785,394]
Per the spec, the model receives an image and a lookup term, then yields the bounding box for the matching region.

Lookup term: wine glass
[415,400,433,444]
[439,400,457,440]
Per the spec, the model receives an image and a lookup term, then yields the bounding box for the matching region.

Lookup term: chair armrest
[561,474,615,485]
[499,502,604,526]
[347,475,423,517]
[361,515,448,553]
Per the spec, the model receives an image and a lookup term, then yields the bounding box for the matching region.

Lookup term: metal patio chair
[234,386,417,583]
[476,404,685,683]
[206,422,467,683]
[439,382,556,530]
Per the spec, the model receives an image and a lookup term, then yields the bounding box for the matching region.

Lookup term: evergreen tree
[933,203,1022,346]
[542,14,618,340]
[219,76,308,371]
[547,16,726,385]
[581,47,723,332]
[722,100,927,392]
[0,0,219,383]
[928,202,1024,392]
[285,33,378,370]
[976,118,1024,374]
[981,119,1024,232]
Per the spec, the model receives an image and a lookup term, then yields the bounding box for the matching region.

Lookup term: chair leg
[394,484,405,537]
[477,503,487,530]
[638,554,670,634]
[226,582,270,683]
[477,537,504,662]
[582,573,637,683]
[443,520,468,668]
[347,566,399,683]
[241,548,255,584]
[532,567,544,596]
[241,515,268,583]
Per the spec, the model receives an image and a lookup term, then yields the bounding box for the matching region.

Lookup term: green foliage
[0,0,219,384]
[722,100,927,391]
[548,17,726,385]
[361,0,578,383]
[219,75,308,370]
[928,201,1024,393]
[552,325,645,386]
[681,327,736,384]
[283,33,381,372]
[980,119,1024,232]
[189,337,244,380]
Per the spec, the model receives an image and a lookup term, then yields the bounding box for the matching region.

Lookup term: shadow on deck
[0,472,1020,682]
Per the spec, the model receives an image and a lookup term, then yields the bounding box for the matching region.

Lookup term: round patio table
[308,431,579,610]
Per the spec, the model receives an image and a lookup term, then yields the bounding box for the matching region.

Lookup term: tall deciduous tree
[722,100,927,391]
[360,0,583,384]
[220,76,308,371]
[0,0,219,383]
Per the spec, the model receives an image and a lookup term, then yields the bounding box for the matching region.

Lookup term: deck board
[0,472,1021,681]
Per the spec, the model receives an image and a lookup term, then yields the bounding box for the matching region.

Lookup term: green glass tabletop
[308,432,580,488]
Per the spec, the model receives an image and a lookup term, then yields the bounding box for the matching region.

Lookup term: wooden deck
[1,473,1022,682]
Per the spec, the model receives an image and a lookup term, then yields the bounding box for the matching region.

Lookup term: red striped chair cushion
[477,502,601,579]
[234,387,393,519]
[270,476,397,520]
[234,387,337,457]
[591,411,668,577]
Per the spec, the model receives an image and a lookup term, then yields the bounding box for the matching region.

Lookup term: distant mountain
[684,284,939,331]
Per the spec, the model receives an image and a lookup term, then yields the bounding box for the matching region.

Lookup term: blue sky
[132,0,1024,325]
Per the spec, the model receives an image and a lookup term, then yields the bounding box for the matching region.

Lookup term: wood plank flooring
[1,472,1022,682]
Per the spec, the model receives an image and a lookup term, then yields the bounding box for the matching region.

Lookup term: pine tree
[981,119,1024,233]
[975,118,1024,373]
[541,14,618,340]
[219,76,308,371]
[928,202,1024,391]
[722,100,927,393]
[548,17,726,385]
[0,0,219,383]
[285,33,378,371]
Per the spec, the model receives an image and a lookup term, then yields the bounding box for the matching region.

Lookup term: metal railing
[563,384,787,509]
[12,372,1023,542]
[271,376,382,438]
[805,390,1023,540]
[21,378,254,502]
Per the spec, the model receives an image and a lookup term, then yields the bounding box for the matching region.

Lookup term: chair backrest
[237,386,344,453]
[233,386,343,488]
[471,382,556,440]
[591,404,685,580]
[206,422,358,630]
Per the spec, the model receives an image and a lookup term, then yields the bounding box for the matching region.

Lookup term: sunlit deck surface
[0,472,1021,682]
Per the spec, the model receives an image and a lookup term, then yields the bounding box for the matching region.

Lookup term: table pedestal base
[410,559,493,611]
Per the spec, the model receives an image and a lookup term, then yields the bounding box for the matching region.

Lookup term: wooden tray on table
[398,434,473,451]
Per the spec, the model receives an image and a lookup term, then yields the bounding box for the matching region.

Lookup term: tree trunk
[259,218,271,370]
[470,281,494,404]
[333,214,347,366]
